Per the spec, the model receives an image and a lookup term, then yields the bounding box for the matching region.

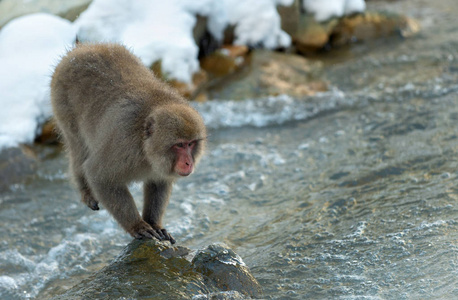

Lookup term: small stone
[35,118,59,144]
[200,45,250,78]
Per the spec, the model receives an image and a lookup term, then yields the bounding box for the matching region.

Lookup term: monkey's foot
[82,193,99,210]
[83,197,99,210]
[130,220,164,241]
[87,200,99,211]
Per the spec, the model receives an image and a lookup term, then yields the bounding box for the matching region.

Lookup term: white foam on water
[194,90,350,129]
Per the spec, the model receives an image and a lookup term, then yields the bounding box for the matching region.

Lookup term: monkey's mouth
[178,171,192,177]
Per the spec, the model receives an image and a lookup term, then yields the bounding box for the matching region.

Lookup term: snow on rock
[75,0,293,82]
[207,0,293,49]
[344,0,366,15]
[303,0,366,22]
[0,13,76,150]
[74,0,213,83]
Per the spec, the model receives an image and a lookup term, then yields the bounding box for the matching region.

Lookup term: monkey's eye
[177,143,184,148]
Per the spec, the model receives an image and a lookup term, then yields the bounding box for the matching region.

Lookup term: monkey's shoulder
[60,43,141,74]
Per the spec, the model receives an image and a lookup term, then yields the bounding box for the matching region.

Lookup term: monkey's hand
[130,220,165,240]
[130,221,176,244]
[153,226,176,245]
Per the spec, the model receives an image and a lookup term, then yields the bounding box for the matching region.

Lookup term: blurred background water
[1,0,458,299]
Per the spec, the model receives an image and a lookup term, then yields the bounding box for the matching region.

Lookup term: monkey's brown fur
[51,43,206,242]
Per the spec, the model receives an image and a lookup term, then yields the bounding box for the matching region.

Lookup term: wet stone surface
[52,241,260,299]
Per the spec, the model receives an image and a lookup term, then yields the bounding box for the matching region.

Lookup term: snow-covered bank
[0,0,296,150]
[75,0,294,83]
[0,13,76,149]
[0,0,366,151]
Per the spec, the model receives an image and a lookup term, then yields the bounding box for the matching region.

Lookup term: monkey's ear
[144,117,154,138]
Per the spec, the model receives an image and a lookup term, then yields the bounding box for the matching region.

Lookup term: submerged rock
[53,240,261,299]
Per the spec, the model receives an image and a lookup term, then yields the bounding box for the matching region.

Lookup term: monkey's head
[143,104,206,179]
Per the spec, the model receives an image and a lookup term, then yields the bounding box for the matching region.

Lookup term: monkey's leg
[88,179,162,240]
[66,141,99,210]
[143,181,176,244]
[74,169,99,211]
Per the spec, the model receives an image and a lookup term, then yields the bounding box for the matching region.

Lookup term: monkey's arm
[143,181,176,244]
[88,179,161,240]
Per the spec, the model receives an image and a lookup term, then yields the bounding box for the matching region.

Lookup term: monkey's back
[51,43,184,148]
[52,44,177,122]
[51,43,189,180]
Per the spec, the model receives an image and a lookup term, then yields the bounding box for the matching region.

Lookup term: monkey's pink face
[172,140,198,176]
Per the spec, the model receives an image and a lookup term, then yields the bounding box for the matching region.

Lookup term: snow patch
[75,0,293,82]
[0,13,76,149]
[207,0,293,48]
[194,91,350,129]
[303,0,365,22]
[75,0,207,83]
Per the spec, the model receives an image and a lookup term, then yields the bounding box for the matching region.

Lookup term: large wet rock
[53,240,261,299]
[192,244,263,298]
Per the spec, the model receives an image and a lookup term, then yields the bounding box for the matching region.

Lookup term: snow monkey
[51,43,206,244]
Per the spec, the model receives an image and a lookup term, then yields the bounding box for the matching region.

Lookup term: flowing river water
[1,1,458,299]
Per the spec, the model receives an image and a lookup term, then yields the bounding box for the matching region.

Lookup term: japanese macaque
[51,43,206,244]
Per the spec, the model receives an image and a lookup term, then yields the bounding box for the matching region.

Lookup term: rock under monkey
[51,43,206,243]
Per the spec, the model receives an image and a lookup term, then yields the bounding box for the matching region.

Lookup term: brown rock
[200,45,250,77]
[206,49,327,100]
[35,118,59,144]
[330,12,421,47]
[399,16,421,38]
[277,0,300,37]
[293,11,420,53]
[293,15,338,54]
